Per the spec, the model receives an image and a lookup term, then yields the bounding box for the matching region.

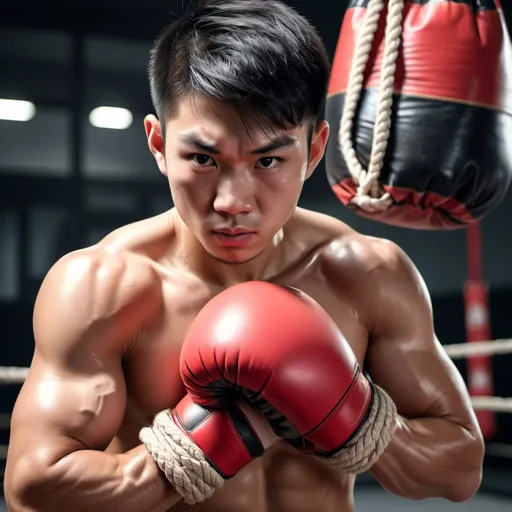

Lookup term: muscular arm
[4,248,181,512]
[364,240,484,501]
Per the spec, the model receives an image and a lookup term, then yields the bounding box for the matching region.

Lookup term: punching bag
[325,0,512,229]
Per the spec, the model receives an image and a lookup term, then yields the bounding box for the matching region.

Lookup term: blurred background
[1,0,512,509]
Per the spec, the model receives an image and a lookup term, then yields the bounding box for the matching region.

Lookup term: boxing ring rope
[0,338,511,409]
[444,339,512,359]
[471,398,512,413]
[0,366,29,385]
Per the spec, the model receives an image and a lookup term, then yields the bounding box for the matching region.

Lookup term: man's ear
[144,115,167,176]
[305,120,330,180]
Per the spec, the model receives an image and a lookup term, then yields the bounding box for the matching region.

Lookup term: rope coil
[139,410,224,505]
[319,384,398,474]
[339,0,406,212]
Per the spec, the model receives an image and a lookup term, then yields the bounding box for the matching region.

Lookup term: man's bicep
[12,347,127,453]
[10,251,131,464]
[367,330,474,422]
[365,242,476,424]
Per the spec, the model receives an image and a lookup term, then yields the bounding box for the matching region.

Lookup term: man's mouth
[212,229,256,246]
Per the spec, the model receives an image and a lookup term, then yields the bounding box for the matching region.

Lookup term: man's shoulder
[324,233,408,278]
[35,210,179,333]
[292,207,354,240]
[96,209,175,258]
[36,240,163,335]
[294,208,406,274]
[29,244,162,361]
[319,231,425,314]
[293,209,429,330]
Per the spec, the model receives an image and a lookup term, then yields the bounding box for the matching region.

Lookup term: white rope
[443,339,512,359]
[140,410,224,505]
[321,384,398,474]
[471,397,512,413]
[339,0,405,213]
[0,366,29,384]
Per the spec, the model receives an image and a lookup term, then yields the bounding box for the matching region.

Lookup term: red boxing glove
[170,394,265,479]
[180,281,373,457]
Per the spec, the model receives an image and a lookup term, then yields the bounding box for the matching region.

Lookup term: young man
[5,1,484,511]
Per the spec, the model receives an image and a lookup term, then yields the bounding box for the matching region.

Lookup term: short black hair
[148,0,330,135]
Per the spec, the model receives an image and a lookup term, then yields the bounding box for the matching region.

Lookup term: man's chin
[206,247,265,266]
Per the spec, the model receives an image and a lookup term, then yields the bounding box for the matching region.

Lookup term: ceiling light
[0,99,36,122]
[89,106,133,130]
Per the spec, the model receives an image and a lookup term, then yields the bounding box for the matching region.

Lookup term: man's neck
[171,213,289,287]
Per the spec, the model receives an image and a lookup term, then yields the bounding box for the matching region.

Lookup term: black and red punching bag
[325,0,512,229]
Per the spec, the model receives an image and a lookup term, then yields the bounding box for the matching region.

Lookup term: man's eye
[191,154,215,166]
[256,157,282,169]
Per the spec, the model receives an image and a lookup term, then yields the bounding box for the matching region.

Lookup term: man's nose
[213,170,256,216]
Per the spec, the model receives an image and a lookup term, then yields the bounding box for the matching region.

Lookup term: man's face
[146,95,329,264]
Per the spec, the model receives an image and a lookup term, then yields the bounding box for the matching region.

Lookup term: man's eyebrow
[250,134,298,154]
[179,134,221,154]
[178,133,298,155]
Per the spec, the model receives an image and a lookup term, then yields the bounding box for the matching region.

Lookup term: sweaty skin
[5,97,483,512]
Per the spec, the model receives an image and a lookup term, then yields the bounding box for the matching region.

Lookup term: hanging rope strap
[339,0,405,212]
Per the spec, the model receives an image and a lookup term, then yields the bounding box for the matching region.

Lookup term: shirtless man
[5,0,484,511]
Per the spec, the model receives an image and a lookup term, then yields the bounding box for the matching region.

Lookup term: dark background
[1,0,512,497]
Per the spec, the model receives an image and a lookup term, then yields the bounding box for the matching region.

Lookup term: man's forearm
[370,415,484,501]
[6,444,181,512]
